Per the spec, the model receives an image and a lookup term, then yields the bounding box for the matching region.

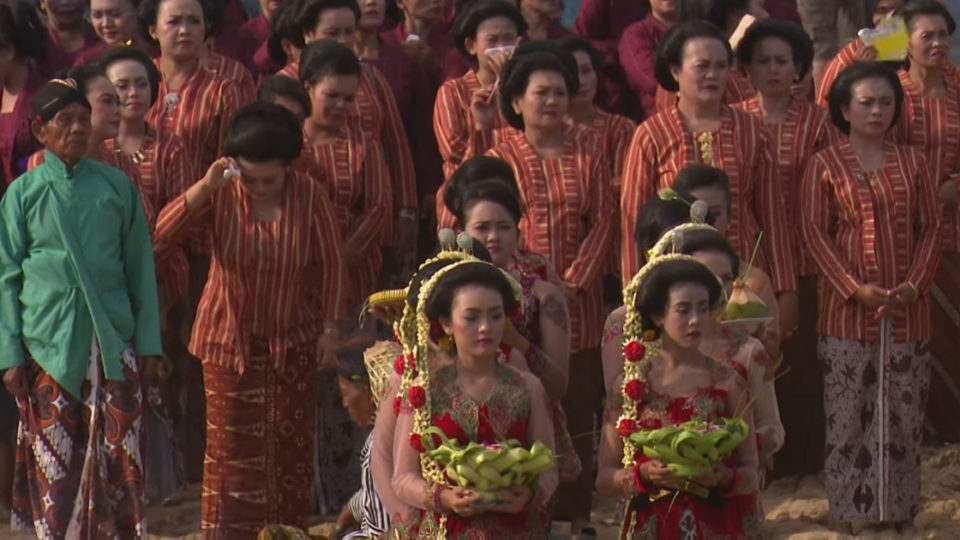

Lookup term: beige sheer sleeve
[370,373,406,517]
[596,374,627,497]
[601,307,627,397]
[519,371,559,507]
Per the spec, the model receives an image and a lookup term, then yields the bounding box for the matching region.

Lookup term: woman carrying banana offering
[596,255,760,538]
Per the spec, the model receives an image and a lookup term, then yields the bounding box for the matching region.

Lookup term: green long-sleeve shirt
[0,151,162,398]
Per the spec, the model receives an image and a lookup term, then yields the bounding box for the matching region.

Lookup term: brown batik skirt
[11,339,146,539]
[200,341,317,539]
[820,321,930,523]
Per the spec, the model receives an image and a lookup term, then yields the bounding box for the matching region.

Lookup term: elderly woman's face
[151,0,206,61]
[511,69,569,131]
[440,284,507,360]
[671,37,729,106]
[907,13,951,68]
[34,103,92,165]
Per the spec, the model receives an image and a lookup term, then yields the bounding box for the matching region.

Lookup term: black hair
[336,345,370,385]
[901,0,957,35]
[295,0,360,39]
[258,75,312,117]
[452,0,527,60]
[633,194,717,255]
[554,34,604,73]
[0,0,46,63]
[424,262,518,322]
[736,19,814,80]
[268,0,303,66]
[635,258,723,334]
[827,61,904,134]
[405,241,494,309]
[98,46,162,106]
[671,164,731,214]
[499,51,579,129]
[223,102,303,163]
[66,64,110,96]
[299,39,361,84]
[655,20,733,92]
[513,40,579,77]
[676,0,749,31]
[445,156,520,226]
[139,0,213,46]
[673,228,741,276]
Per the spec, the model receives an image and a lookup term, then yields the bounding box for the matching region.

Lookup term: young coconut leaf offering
[423,428,555,502]
[628,417,749,478]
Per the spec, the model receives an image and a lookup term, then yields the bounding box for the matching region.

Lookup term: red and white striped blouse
[146,62,243,174]
[487,126,614,351]
[296,128,391,302]
[279,61,417,214]
[620,105,795,292]
[433,70,522,228]
[815,38,861,107]
[800,142,941,343]
[154,170,348,371]
[735,96,841,275]
[202,52,257,105]
[895,67,960,252]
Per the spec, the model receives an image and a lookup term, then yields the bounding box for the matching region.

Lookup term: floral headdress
[403,254,523,535]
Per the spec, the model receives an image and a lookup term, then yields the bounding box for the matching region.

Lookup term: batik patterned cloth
[11,340,145,540]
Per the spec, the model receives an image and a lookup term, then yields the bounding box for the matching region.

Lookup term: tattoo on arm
[541,295,569,329]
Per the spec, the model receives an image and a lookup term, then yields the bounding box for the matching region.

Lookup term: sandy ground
[3,444,959,539]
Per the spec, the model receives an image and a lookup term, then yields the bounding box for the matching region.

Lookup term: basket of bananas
[424,428,555,502]
[627,417,749,477]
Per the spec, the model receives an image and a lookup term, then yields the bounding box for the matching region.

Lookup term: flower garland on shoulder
[617,253,704,469]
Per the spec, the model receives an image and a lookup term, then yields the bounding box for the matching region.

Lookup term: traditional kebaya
[296,40,391,304]
[391,260,558,538]
[596,255,759,538]
[154,103,347,538]
[893,0,960,444]
[2,78,161,539]
[802,62,940,532]
[621,21,795,299]
[432,0,527,201]
[141,0,244,173]
[0,1,47,190]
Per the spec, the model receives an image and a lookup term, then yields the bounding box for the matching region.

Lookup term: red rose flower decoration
[408,385,426,408]
[625,379,646,401]
[392,395,402,415]
[393,354,406,375]
[640,416,663,430]
[618,418,638,438]
[409,433,426,453]
[407,353,416,370]
[623,341,646,362]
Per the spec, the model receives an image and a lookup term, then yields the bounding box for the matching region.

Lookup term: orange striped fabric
[279,62,416,214]
[815,38,861,107]
[295,128,391,302]
[736,97,841,275]
[800,142,941,342]
[154,170,348,371]
[654,70,757,113]
[487,126,614,351]
[620,105,796,292]
[895,67,960,252]
[433,70,522,229]
[104,127,197,309]
[588,109,635,277]
[202,52,257,104]
[146,62,243,174]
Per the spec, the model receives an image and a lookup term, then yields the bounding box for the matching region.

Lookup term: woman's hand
[470,87,498,131]
[853,283,890,310]
[638,460,680,490]
[490,485,533,514]
[853,44,879,62]
[776,291,799,338]
[691,464,733,489]
[439,486,484,517]
[202,157,237,191]
[2,366,28,398]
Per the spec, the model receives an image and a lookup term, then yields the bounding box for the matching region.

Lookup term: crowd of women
[0,0,958,538]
